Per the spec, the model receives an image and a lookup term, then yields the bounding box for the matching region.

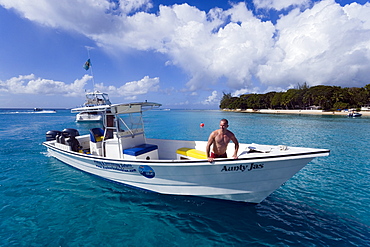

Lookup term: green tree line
[220,83,370,111]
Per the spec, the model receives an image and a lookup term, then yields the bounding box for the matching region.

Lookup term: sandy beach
[223,109,370,116]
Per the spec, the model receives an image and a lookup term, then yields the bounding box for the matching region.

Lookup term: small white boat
[33,108,56,113]
[348,112,362,118]
[44,102,330,204]
[75,111,103,122]
[72,91,111,122]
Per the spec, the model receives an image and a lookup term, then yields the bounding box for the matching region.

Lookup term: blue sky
[1,0,370,109]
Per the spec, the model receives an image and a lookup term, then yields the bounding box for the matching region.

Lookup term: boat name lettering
[221,163,264,172]
[94,161,137,172]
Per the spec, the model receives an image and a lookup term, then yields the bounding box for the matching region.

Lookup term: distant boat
[348,112,362,118]
[71,91,111,122]
[33,108,56,113]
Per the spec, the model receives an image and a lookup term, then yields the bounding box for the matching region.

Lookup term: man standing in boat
[206,118,239,162]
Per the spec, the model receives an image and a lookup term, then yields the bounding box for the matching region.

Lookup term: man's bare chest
[215,133,230,144]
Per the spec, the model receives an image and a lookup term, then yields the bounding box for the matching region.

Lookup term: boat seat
[123,144,158,156]
[123,144,159,160]
[176,148,207,160]
[90,128,104,142]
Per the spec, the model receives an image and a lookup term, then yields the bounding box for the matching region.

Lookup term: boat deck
[48,132,328,162]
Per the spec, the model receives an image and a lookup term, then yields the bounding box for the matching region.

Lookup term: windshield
[116,112,144,135]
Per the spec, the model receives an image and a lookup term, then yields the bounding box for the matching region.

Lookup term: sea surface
[0,108,369,246]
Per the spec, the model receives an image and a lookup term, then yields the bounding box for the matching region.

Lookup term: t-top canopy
[71,102,161,114]
[110,102,161,115]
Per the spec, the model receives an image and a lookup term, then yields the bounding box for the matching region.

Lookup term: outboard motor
[55,133,61,143]
[46,130,61,141]
[67,136,81,152]
[59,133,66,144]
[62,128,80,138]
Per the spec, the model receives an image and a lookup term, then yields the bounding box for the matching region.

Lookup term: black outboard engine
[62,128,80,151]
[58,133,66,144]
[62,128,80,138]
[67,136,81,152]
[46,130,62,141]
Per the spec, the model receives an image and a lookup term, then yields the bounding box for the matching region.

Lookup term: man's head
[220,119,229,130]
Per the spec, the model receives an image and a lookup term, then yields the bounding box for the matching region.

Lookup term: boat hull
[75,112,103,122]
[44,141,328,203]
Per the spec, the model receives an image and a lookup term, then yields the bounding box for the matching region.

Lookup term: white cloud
[201,90,219,105]
[253,0,311,11]
[0,0,151,34]
[257,0,370,88]
[161,2,276,91]
[94,76,160,100]
[232,86,264,96]
[0,74,91,96]
[0,74,159,100]
[1,0,370,96]
[232,88,249,96]
[0,1,275,91]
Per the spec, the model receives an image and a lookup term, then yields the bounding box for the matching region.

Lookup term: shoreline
[222,109,370,116]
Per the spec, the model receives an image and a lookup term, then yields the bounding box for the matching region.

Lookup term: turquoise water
[0,109,369,246]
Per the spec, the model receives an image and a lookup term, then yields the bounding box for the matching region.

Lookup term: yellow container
[176,148,207,159]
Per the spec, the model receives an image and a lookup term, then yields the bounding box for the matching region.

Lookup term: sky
[1,0,370,109]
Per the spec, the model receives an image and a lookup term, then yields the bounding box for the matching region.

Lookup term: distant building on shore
[361,104,370,111]
[305,105,322,110]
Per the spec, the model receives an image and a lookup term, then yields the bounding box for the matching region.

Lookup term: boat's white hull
[72,91,112,121]
[35,111,56,114]
[75,112,103,122]
[348,113,362,118]
[44,139,329,203]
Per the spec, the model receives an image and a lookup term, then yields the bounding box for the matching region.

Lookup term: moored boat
[43,102,330,204]
[348,111,362,117]
[75,111,103,122]
[72,91,111,122]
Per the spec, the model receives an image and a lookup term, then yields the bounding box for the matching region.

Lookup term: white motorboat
[75,111,103,122]
[348,112,362,118]
[43,102,330,204]
[33,108,56,113]
[72,91,111,122]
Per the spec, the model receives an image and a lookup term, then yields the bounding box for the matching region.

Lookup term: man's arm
[230,133,239,159]
[206,132,215,162]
